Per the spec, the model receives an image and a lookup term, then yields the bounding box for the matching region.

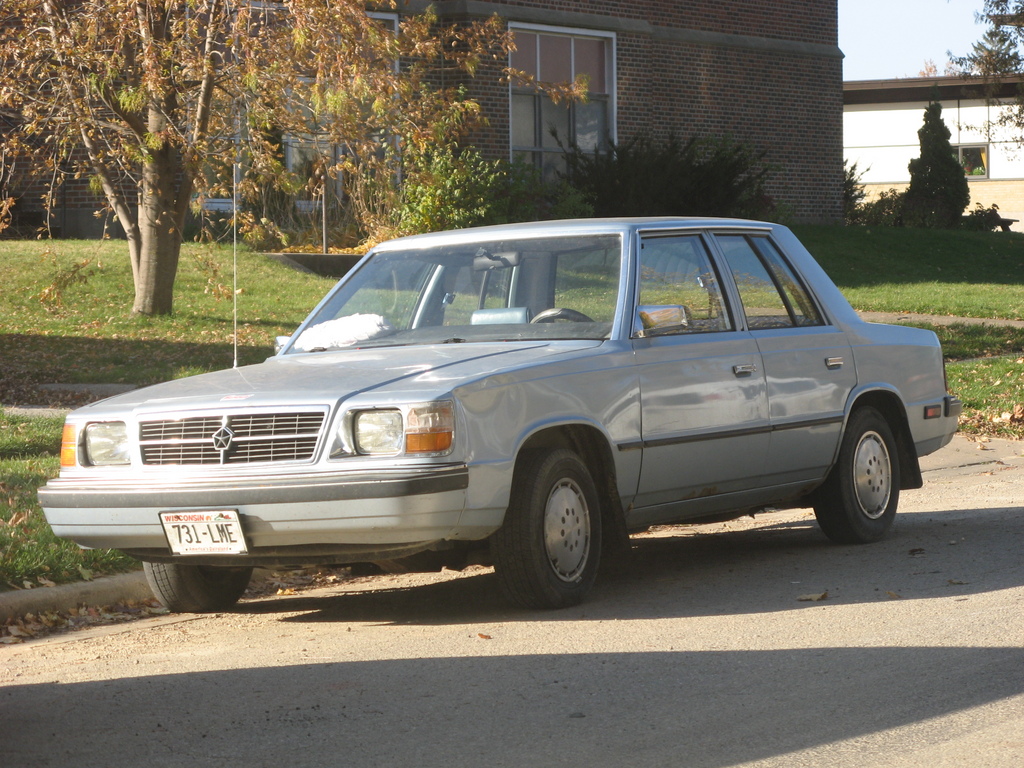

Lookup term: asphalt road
[2,437,1023,768]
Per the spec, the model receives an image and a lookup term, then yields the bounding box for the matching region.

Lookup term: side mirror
[274,335,292,354]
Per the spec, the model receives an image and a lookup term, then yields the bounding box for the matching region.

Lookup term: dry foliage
[0,1,582,315]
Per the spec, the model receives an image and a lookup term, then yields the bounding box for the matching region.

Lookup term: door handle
[825,357,845,370]
[733,363,757,376]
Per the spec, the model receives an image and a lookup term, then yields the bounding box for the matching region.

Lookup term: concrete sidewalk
[3,433,1019,623]
[858,310,1024,329]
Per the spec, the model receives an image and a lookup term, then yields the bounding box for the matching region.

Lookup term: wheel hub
[853,430,891,518]
[543,478,591,582]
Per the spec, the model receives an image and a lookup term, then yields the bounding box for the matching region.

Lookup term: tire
[492,448,602,609]
[143,562,253,613]
[814,407,900,544]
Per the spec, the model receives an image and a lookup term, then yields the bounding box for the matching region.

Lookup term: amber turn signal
[60,423,78,468]
[405,430,453,454]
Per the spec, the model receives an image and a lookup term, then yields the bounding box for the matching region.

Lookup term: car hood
[73,341,604,417]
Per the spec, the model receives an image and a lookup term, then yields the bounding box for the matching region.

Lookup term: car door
[629,232,771,526]
[713,233,857,484]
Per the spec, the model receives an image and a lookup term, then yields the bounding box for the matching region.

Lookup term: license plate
[159,510,248,555]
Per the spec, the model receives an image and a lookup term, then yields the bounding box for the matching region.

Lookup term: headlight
[341,401,455,458]
[353,410,404,454]
[83,422,130,466]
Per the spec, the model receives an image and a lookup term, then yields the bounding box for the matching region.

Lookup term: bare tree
[0,1,565,315]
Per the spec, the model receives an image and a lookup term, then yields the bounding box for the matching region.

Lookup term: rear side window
[716,235,823,330]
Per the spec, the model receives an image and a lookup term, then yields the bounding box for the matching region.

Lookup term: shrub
[392,144,507,236]
[561,134,776,220]
[859,188,906,227]
[351,146,594,246]
[961,202,1004,232]
[843,160,867,224]
[903,101,970,229]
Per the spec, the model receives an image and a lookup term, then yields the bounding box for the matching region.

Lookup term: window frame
[507,22,617,177]
[633,232,734,337]
[956,144,989,179]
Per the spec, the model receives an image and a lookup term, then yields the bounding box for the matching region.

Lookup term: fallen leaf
[77,566,93,581]
[477,633,493,640]
[908,548,925,556]
[886,591,903,600]
[276,587,297,596]
[947,579,968,586]
[37,576,56,588]
[797,591,829,602]
[5,511,29,527]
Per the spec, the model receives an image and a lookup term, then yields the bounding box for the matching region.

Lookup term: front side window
[716,235,823,331]
[637,235,731,334]
[510,26,614,179]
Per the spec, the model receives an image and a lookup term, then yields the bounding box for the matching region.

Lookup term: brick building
[428,0,843,224]
[4,0,844,236]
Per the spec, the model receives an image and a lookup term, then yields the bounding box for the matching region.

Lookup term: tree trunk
[132,109,187,316]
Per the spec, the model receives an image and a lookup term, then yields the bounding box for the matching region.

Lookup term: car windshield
[290,234,623,351]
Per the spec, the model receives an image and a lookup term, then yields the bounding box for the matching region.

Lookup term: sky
[839,0,989,80]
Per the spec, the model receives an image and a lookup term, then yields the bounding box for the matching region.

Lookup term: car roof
[371,217,780,251]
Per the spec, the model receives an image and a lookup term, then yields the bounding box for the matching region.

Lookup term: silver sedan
[39,218,961,611]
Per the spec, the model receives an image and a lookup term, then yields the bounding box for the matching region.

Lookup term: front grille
[139,409,327,466]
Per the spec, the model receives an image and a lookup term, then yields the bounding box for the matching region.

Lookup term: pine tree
[903,101,970,229]
[967,27,1022,75]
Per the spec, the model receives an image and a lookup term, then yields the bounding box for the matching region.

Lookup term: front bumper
[39,464,473,557]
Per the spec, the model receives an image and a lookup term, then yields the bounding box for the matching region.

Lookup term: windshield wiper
[441,337,467,344]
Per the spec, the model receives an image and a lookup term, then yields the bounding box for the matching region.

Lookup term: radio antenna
[232,120,239,369]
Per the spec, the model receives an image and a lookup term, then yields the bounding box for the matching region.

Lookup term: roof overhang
[844,75,1024,105]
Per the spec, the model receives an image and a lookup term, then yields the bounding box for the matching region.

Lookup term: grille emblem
[211,426,235,452]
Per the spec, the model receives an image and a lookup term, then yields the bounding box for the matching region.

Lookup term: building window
[509,25,615,179]
[202,11,398,213]
[284,10,398,208]
[957,145,988,178]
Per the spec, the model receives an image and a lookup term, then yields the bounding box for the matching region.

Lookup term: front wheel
[492,448,602,609]
[143,562,253,612]
[814,407,900,544]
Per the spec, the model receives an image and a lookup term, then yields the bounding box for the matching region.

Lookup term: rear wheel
[814,407,900,544]
[143,562,253,613]
[492,448,602,609]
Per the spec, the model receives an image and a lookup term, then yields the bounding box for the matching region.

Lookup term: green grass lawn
[0,239,333,395]
[793,224,1024,319]
[3,227,1024,590]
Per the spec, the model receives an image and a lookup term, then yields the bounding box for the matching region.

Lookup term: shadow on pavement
[235,504,1024,627]
[5,645,1023,767]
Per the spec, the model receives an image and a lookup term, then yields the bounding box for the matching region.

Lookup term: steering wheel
[530,307,595,323]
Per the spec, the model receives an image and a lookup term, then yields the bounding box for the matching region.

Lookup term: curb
[0,571,153,623]
[0,567,282,624]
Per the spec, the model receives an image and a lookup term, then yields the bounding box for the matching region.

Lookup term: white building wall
[844,96,1024,227]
